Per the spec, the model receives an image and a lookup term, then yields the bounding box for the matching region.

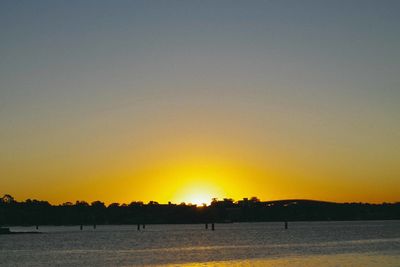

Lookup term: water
[1,221,399,266]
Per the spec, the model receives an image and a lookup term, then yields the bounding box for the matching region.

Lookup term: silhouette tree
[0,195,399,226]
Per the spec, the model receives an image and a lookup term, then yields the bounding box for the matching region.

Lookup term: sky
[1,0,399,204]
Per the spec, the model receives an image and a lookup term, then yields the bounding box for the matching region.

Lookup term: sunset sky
[1,1,399,205]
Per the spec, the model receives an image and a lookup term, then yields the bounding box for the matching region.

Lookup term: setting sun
[173,181,224,206]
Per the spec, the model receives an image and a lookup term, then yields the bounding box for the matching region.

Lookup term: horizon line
[1,194,399,207]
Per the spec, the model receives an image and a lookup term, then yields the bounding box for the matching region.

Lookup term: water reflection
[169,253,400,267]
[1,221,400,266]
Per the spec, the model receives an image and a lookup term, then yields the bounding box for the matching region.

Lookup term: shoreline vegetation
[1,194,399,227]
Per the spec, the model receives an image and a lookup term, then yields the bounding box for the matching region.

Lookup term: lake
[1,220,399,266]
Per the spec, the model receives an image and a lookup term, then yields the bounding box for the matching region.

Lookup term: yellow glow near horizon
[142,155,249,205]
[173,181,224,206]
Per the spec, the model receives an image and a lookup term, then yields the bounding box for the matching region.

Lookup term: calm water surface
[1,221,399,266]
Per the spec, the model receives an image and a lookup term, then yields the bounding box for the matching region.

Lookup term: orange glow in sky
[1,2,400,205]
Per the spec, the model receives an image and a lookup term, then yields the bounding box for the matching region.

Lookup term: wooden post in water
[142,224,145,229]
[205,223,208,230]
[36,225,39,230]
[284,221,288,229]
[93,215,96,230]
[137,224,140,231]
[211,223,215,231]
[80,224,83,231]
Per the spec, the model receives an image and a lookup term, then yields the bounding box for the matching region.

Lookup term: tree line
[0,194,399,226]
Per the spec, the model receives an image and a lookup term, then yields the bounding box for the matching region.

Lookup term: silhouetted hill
[0,195,399,226]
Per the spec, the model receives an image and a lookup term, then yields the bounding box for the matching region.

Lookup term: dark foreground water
[1,221,399,266]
